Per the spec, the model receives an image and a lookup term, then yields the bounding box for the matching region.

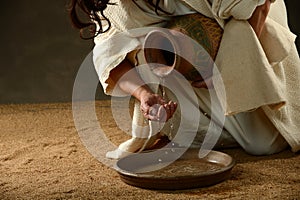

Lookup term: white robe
[93,0,300,157]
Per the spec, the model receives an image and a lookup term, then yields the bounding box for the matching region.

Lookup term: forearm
[109,59,153,101]
[248,0,271,37]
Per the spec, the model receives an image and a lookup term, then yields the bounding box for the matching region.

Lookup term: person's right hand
[139,91,177,122]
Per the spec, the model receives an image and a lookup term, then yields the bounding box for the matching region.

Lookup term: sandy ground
[0,100,299,199]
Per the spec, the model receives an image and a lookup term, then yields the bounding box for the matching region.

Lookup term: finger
[167,103,173,116]
[141,107,148,116]
[143,107,159,121]
[167,101,175,117]
[171,102,177,116]
[192,78,214,89]
[172,101,177,107]
[144,113,159,121]
[192,80,207,88]
[152,94,165,104]
[140,103,150,115]
[145,114,158,121]
[165,105,171,121]
[149,104,159,117]
[157,105,167,122]
[166,101,177,118]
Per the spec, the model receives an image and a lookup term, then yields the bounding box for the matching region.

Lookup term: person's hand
[191,77,214,89]
[140,92,177,122]
[248,0,271,37]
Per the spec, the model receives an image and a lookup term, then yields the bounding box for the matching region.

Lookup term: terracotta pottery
[143,13,223,81]
[115,148,235,190]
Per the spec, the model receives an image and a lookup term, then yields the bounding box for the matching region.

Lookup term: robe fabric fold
[93,0,300,157]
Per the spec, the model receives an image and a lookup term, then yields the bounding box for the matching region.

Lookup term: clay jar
[143,13,223,81]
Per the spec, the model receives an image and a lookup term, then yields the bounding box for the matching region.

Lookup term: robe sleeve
[211,0,296,115]
[92,0,166,97]
[211,0,274,20]
[92,24,143,97]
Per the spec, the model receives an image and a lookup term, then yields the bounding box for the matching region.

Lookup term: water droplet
[171,148,175,153]
[158,158,162,162]
[164,151,168,155]
[170,123,174,129]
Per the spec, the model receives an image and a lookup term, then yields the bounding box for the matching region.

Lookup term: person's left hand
[191,77,214,89]
[140,92,177,122]
[248,0,271,37]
